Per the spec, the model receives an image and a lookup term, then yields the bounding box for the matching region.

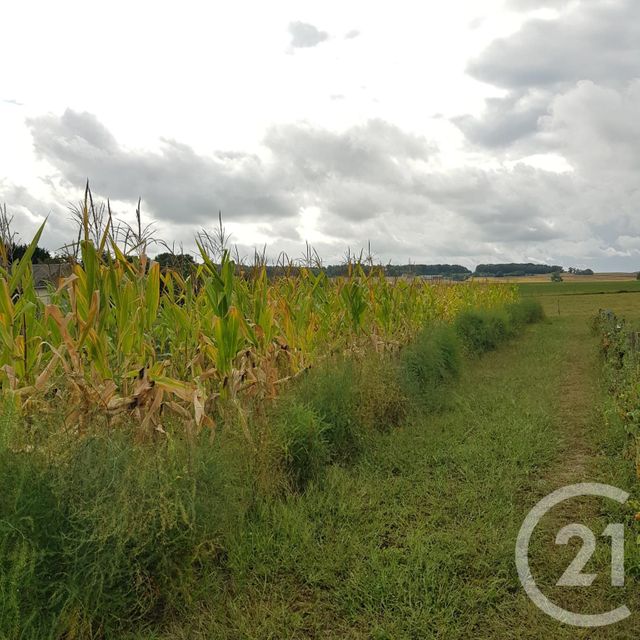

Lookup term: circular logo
[515,482,631,627]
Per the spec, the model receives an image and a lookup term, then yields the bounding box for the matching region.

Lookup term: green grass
[530,287,640,322]
[518,280,640,297]
[149,309,566,638]
[148,291,640,639]
[0,301,542,639]
[12,295,640,639]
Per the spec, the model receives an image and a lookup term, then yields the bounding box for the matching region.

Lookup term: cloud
[14,108,640,269]
[508,0,574,10]
[24,112,441,254]
[288,21,329,49]
[453,90,551,148]
[454,0,640,268]
[457,0,640,152]
[0,180,76,251]
[539,80,640,176]
[344,29,360,39]
[450,0,640,275]
[27,109,299,226]
[469,1,640,90]
[2,98,24,106]
[263,119,434,187]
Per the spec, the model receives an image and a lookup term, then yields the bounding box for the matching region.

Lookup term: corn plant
[0,208,516,438]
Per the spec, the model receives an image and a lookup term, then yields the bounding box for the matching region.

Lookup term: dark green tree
[154,252,196,277]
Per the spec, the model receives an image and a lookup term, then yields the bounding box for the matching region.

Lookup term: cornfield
[0,210,516,437]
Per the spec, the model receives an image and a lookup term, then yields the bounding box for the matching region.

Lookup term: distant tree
[154,252,196,277]
[474,263,563,277]
[309,263,472,278]
[8,243,59,264]
[550,271,563,282]
[385,264,471,277]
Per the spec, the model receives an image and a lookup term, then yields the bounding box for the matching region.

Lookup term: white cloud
[288,21,329,48]
[2,0,640,269]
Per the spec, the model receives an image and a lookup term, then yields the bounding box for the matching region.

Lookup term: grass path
[480,312,634,638]
[154,303,639,639]
[553,315,598,483]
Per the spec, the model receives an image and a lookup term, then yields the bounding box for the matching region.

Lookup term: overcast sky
[2,0,640,270]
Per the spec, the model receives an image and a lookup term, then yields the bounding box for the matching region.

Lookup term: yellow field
[472,272,637,284]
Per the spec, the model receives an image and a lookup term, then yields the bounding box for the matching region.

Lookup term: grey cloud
[26,111,439,244]
[616,235,640,252]
[469,1,640,90]
[539,80,640,175]
[453,90,551,148]
[477,215,560,243]
[0,180,75,251]
[17,109,640,269]
[2,98,24,106]
[424,167,575,242]
[345,29,360,39]
[27,109,299,225]
[264,119,434,186]
[263,120,438,226]
[288,21,328,49]
[457,0,640,151]
[313,162,577,251]
[468,16,486,30]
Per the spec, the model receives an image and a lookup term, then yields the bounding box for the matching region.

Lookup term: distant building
[32,263,72,302]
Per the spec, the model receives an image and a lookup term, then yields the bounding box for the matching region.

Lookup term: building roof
[31,263,73,289]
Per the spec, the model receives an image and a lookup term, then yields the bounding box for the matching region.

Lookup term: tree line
[0,244,615,279]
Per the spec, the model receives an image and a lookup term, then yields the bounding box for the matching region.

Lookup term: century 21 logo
[515,483,630,628]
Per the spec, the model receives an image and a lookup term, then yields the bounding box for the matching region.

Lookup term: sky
[2,0,640,270]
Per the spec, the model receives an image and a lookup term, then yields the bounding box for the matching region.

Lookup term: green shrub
[293,360,364,462]
[355,354,409,433]
[454,310,496,355]
[521,299,545,323]
[400,324,461,410]
[506,299,545,327]
[456,301,544,356]
[271,400,330,492]
[486,310,512,342]
[291,354,410,463]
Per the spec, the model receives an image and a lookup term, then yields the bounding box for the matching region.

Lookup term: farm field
[127,283,640,639]
[474,272,638,284]
[518,280,640,297]
[0,224,527,639]
[0,224,516,434]
[3,256,640,638]
[6,1,640,637]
